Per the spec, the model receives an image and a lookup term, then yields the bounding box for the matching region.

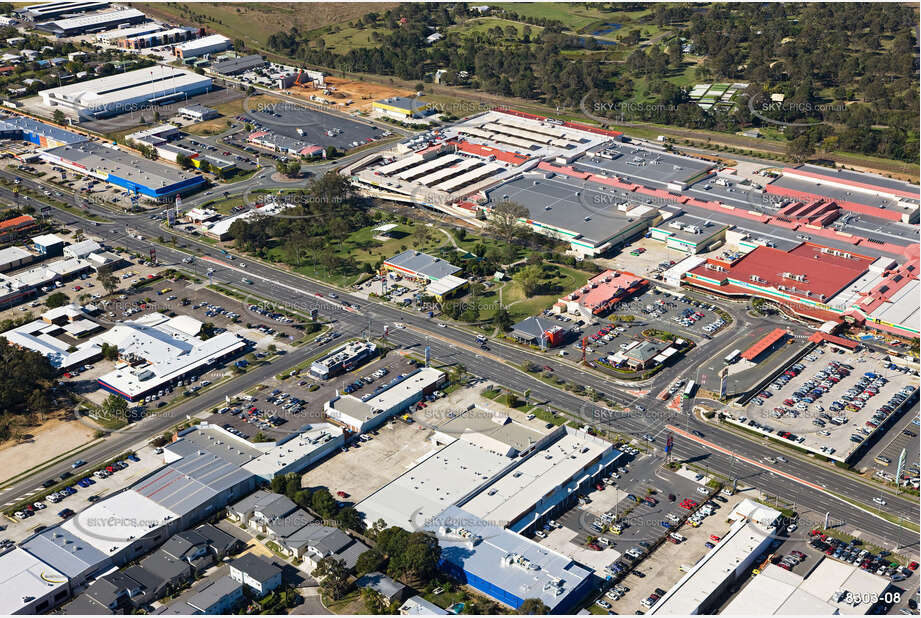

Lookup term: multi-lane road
[3,151,918,553]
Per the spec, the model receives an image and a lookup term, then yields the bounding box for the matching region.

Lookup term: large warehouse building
[38,66,212,119]
[34,7,148,36]
[40,140,207,201]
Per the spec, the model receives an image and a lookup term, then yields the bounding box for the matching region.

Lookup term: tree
[354,548,387,576]
[98,272,118,296]
[487,201,528,247]
[335,506,364,532]
[311,488,338,518]
[101,393,128,419]
[361,588,388,615]
[387,531,441,586]
[100,342,118,361]
[45,291,68,308]
[492,307,513,331]
[518,599,550,615]
[312,557,349,600]
[514,264,544,296]
[52,109,66,125]
[787,134,815,163]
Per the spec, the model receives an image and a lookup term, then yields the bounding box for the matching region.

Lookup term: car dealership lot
[737,348,918,461]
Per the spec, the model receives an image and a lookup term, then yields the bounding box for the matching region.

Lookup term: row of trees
[269,473,364,532]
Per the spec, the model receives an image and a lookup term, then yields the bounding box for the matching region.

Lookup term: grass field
[447,16,545,39]
[486,2,613,31]
[319,24,393,54]
[185,94,280,135]
[132,2,398,50]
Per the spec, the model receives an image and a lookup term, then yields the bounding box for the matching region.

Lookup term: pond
[591,22,623,36]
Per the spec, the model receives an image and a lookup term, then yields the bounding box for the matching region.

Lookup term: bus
[683,380,696,399]
[724,349,741,364]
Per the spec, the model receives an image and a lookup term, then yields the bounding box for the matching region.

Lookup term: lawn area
[264,220,452,287]
[320,24,393,54]
[185,94,281,136]
[486,2,611,30]
[132,3,397,50]
[448,16,545,39]
[496,263,594,323]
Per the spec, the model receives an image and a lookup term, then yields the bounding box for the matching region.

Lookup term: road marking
[666,424,918,532]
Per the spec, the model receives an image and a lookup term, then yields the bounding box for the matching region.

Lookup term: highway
[2,156,918,554]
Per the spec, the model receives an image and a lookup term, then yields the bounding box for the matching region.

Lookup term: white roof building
[649,499,781,615]
[0,547,69,615]
[94,312,245,400]
[723,557,892,615]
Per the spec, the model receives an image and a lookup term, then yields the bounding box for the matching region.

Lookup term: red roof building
[555,270,647,316]
[685,244,873,323]
[741,328,788,361]
[0,214,37,241]
[452,140,530,166]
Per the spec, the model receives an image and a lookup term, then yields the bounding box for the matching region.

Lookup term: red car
[336,491,348,498]
[596,483,604,491]
[777,562,792,571]
[587,543,602,551]
[909,562,919,571]
[710,535,721,542]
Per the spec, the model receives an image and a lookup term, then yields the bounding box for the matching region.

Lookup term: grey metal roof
[384,249,461,280]
[210,54,264,75]
[228,554,282,584]
[0,113,86,145]
[255,495,299,521]
[355,571,407,600]
[164,427,262,466]
[483,173,657,246]
[798,164,920,196]
[21,525,110,579]
[42,141,201,191]
[426,506,592,612]
[132,451,255,516]
[138,551,192,586]
[337,539,370,570]
[626,340,667,363]
[186,575,242,612]
[511,316,564,341]
[60,593,113,615]
[193,524,239,556]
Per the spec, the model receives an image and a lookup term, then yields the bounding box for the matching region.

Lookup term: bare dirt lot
[0,417,95,486]
[293,76,414,113]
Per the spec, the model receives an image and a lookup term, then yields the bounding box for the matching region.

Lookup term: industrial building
[1,303,102,371]
[39,66,213,119]
[16,1,110,20]
[174,34,232,59]
[247,129,325,158]
[177,103,218,121]
[357,424,621,610]
[372,96,433,120]
[0,547,70,615]
[34,8,148,37]
[115,27,199,50]
[648,500,781,615]
[310,340,377,379]
[722,556,893,615]
[40,140,207,201]
[0,113,87,148]
[125,123,235,175]
[209,54,265,76]
[324,367,446,432]
[425,506,593,613]
[94,312,247,401]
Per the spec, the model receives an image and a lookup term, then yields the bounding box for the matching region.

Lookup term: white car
[873,497,887,506]
[438,323,447,328]
[535,530,547,539]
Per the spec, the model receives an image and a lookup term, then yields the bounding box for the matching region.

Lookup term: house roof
[355,571,407,600]
[228,553,282,584]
